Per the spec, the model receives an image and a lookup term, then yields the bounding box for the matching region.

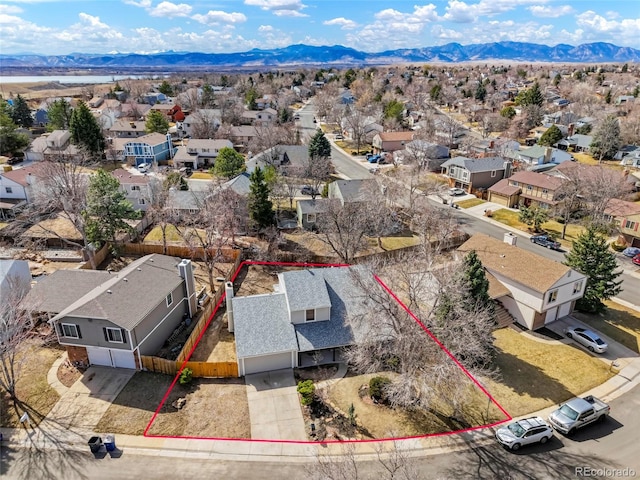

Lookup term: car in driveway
[530,234,561,250]
[565,326,608,353]
[335,134,344,140]
[367,154,381,163]
[448,188,465,196]
[495,417,553,451]
[7,156,23,165]
[633,254,640,266]
[622,247,640,257]
[137,162,151,173]
[300,185,319,196]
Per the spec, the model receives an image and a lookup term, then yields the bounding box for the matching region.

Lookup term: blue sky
[0,0,638,55]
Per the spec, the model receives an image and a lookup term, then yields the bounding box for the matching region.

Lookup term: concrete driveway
[245,369,306,441]
[547,316,639,369]
[46,366,135,430]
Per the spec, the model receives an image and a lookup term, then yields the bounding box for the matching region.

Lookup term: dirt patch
[0,340,64,428]
[56,361,85,388]
[189,309,237,362]
[233,264,305,297]
[96,372,250,438]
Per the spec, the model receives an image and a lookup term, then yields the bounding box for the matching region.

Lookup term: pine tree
[308,129,331,159]
[10,95,33,128]
[538,124,563,146]
[461,250,491,308]
[516,81,544,107]
[47,99,73,131]
[248,166,274,230]
[69,100,105,158]
[590,115,621,162]
[212,147,246,179]
[518,205,549,232]
[145,110,169,134]
[564,225,622,313]
[0,100,29,155]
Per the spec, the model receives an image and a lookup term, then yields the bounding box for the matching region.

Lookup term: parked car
[335,134,344,140]
[448,188,465,196]
[495,417,553,451]
[564,326,608,353]
[633,254,640,266]
[300,185,319,196]
[293,114,300,120]
[530,234,561,250]
[548,396,610,435]
[367,154,381,163]
[622,247,640,257]
[7,157,23,165]
[137,163,150,173]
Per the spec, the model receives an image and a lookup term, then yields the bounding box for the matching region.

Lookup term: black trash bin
[88,436,102,453]
[104,434,116,452]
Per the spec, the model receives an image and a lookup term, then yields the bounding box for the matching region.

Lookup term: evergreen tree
[10,95,33,128]
[69,100,105,158]
[461,250,492,309]
[538,124,563,146]
[564,225,622,313]
[145,110,169,134]
[308,129,331,159]
[515,81,544,107]
[248,166,274,230]
[474,82,487,102]
[47,99,73,131]
[0,100,29,155]
[158,80,173,96]
[84,169,141,250]
[212,147,246,179]
[383,99,404,122]
[245,87,258,110]
[590,115,621,162]
[518,205,549,232]
[500,106,516,119]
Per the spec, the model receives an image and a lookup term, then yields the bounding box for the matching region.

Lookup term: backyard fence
[77,244,110,270]
[122,243,240,262]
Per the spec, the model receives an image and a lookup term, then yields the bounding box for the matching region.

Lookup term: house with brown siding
[372,131,414,153]
[605,198,640,247]
[441,156,512,194]
[489,170,565,208]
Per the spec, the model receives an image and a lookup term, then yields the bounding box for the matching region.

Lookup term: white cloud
[149,2,192,18]
[258,25,273,32]
[192,10,247,25]
[123,0,152,7]
[0,5,22,14]
[244,0,307,17]
[576,10,640,42]
[528,5,574,18]
[444,0,544,23]
[77,13,110,29]
[323,17,357,30]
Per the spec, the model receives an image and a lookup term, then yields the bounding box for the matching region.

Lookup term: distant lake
[0,74,158,84]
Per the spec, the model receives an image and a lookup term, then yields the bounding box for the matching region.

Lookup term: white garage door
[87,347,112,367]
[111,350,136,369]
[558,302,572,319]
[243,352,292,375]
[545,307,558,324]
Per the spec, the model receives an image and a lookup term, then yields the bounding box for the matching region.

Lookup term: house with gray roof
[229,266,372,375]
[441,156,512,194]
[517,145,573,170]
[556,134,593,153]
[296,198,329,229]
[246,145,309,174]
[24,254,197,369]
[0,259,31,306]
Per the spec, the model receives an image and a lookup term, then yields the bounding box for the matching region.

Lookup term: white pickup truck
[548,395,610,435]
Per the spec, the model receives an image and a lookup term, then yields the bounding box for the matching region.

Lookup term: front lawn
[456,198,486,209]
[572,300,640,353]
[190,172,213,180]
[489,209,522,228]
[489,209,585,247]
[0,341,63,427]
[485,328,615,417]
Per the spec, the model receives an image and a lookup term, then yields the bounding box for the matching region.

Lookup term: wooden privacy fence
[122,243,240,262]
[140,356,239,378]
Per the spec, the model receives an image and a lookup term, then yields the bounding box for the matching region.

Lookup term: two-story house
[459,234,586,330]
[25,255,197,369]
[229,266,370,375]
[123,133,175,167]
[240,108,277,125]
[108,120,147,139]
[181,109,221,137]
[24,130,81,162]
[372,131,414,153]
[517,145,573,170]
[229,126,258,150]
[441,157,512,194]
[0,165,42,217]
[172,139,234,169]
[604,198,640,247]
[112,168,156,211]
[488,170,565,208]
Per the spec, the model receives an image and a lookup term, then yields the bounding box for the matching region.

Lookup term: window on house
[625,220,637,230]
[189,209,198,214]
[512,181,519,187]
[307,213,316,224]
[305,309,315,322]
[138,198,146,205]
[166,292,173,307]
[573,281,583,294]
[5,187,12,194]
[542,188,548,194]
[491,170,496,177]
[526,184,533,190]
[105,327,124,343]
[131,185,140,191]
[547,290,558,303]
[61,323,80,338]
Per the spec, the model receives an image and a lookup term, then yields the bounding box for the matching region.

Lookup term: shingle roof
[167,190,207,210]
[297,199,329,214]
[125,132,168,147]
[605,198,640,217]
[441,156,508,173]
[51,254,185,330]
[221,172,251,196]
[458,234,574,294]
[330,179,377,203]
[508,171,565,190]
[488,178,520,196]
[112,168,151,185]
[280,269,332,312]
[1,164,44,187]
[378,131,414,142]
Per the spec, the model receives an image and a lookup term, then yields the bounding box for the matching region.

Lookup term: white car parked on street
[495,417,554,451]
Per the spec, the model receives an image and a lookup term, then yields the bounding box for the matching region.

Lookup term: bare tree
[302,152,332,201]
[189,109,220,139]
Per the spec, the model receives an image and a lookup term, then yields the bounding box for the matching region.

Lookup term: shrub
[178,367,193,385]
[297,379,315,406]
[610,242,626,252]
[369,376,391,403]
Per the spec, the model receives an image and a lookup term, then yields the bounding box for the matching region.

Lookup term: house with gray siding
[441,156,512,193]
[230,266,372,376]
[24,255,197,369]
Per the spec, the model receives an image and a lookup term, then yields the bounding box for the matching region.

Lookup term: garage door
[557,302,572,319]
[111,350,136,369]
[242,352,293,376]
[489,193,508,207]
[87,347,113,367]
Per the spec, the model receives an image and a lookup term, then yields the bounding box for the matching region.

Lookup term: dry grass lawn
[326,372,505,438]
[190,172,213,180]
[485,328,615,417]
[573,300,640,353]
[490,209,585,247]
[0,341,63,428]
[189,309,237,363]
[456,198,486,209]
[573,152,598,165]
[143,224,206,243]
[96,372,250,438]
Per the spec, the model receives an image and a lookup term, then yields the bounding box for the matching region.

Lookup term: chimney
[504,232,517,246]
[503,161,512,178]
[568,123,575,137]
[178,259,196,317]
[544,147,552,164]
[225,281,235,333]
[26,173,35,185]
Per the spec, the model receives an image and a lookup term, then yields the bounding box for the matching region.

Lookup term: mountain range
[1,42,639,69]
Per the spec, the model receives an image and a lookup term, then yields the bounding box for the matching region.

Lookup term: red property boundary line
[143,260,512,444]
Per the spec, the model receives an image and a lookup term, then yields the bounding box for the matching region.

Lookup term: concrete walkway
[245,369,307,441]
[47,353,70,396]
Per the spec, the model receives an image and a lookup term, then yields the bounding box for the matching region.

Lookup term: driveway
[547,316,640,369]
[245,369,306,441]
